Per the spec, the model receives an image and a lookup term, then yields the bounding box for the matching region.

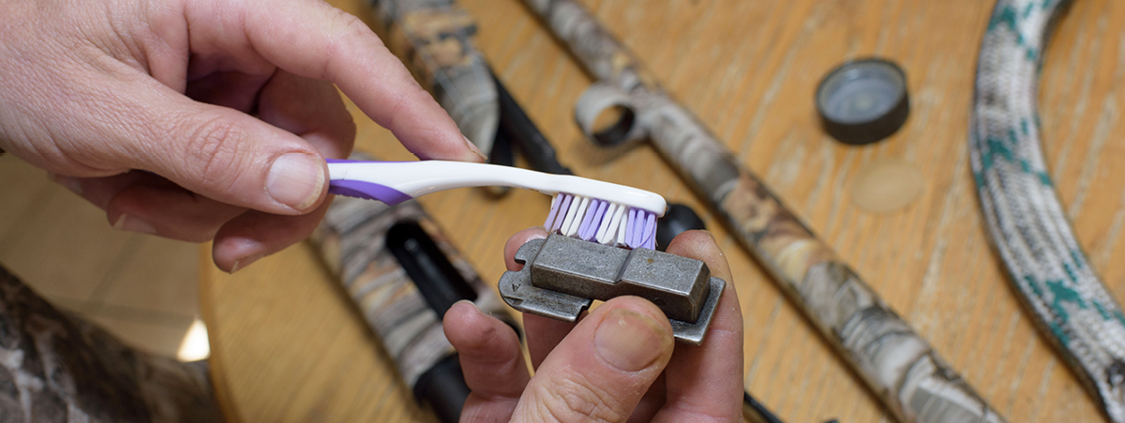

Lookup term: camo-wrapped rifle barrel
[522,0,1002,421]
[372,0,499,153]
[309,187,514,391]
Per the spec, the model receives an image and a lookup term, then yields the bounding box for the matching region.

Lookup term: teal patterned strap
[971,1,1125,421]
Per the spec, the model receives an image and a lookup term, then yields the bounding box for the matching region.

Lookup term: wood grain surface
[199,0,1125,421]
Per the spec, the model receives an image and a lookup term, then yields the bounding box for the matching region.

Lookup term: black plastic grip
[386,221,478,317]
[413,354,471,423]
[493,71,574,175]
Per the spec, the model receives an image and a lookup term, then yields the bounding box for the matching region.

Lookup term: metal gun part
[499,234,725,345]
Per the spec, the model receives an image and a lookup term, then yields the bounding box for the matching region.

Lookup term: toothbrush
[327,159,667,250]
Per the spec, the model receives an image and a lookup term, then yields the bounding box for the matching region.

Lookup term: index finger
[230,0,482,162]
[655,230,745,421]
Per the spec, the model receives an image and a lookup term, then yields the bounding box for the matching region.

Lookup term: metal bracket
[499,234,725,345]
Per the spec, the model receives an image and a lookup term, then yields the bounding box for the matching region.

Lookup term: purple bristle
[585,200,603,239]
[544,194,563,229]
[593,201,610,239]
[641,212,657,249]
[634,210,646,248]
[625,208,639,248]
[581,200,608,240]
[550,194,572,232]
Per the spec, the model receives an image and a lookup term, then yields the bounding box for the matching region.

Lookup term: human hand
[0,0,481,272]
[443,228,744,422]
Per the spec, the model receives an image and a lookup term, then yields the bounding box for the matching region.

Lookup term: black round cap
[815,58,909,145]
[656,204,706,252]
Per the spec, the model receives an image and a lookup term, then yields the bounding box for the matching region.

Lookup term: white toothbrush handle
[326,160,666,214]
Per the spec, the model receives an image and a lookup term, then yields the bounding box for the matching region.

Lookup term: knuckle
[533,370,628,423]
[177,115,247,192]
[382,81,433,135]
[319,10,374,77]
[334,10,372,39]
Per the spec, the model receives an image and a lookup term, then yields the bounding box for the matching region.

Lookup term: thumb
[513,297,674,422]
[122,82,329,215]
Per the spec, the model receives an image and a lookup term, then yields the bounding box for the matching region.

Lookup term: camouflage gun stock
[521,0,1003,422]
[372,0,498,154]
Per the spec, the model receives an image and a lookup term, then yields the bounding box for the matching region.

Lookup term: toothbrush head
[544,193,659,250]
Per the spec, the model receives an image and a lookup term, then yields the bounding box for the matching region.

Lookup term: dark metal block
[499,234,725,344]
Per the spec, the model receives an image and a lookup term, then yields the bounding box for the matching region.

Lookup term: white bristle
[606,204,627,245]
[595,203,619,244]
[615,209,628,246]
[574,197,592,235]
[561,196,587,236]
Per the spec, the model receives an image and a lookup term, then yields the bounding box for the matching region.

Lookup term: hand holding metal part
[499,234,725,344]
[445,228,745,421]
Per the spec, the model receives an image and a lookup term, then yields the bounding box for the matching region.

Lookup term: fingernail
[49,173,83,195]
[113,214,156,235]
[267,153,325,210]
[230,254,264,274]
[451,299,484,317]
[594,308,671,372]
[463,135,487,162]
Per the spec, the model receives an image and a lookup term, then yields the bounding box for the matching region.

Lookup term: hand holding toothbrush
[0,0,484,272]
[444,228,745,422]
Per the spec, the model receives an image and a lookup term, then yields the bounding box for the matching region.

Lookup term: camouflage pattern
[523,0,1004,421]
[0,265,222,423]
[371,0,499,154]
[309,178,515,389]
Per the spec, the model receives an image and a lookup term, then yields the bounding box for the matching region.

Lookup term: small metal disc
[816,58,909,145]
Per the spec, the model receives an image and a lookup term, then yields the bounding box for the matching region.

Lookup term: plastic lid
[816,58,909,145]
[656,204,706,252]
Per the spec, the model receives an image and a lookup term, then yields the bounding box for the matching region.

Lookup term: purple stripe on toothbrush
[580,200,598,239]
[544,194,563,229]
[641,212,657,250]
[550,194,573,233]
[590,201,608,239]
[581,200,607,241]
[634,210,646,248]
[576,199,598,239]
[633,210,648,248]
[328,180,412,205]
[626,208,639,248]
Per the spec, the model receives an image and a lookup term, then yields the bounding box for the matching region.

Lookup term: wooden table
[200,0,1125,421]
